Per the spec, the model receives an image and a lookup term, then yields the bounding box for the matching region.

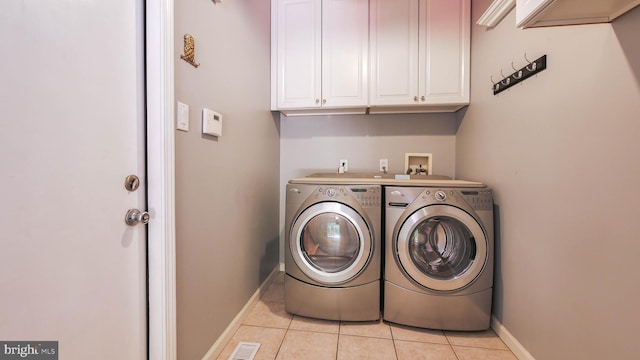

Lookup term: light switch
[202,108,222,137]
[176,101,189,131]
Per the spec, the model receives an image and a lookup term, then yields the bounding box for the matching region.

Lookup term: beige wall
[279,112,458,260]
[174,1,280,359]
[457,2,640,359]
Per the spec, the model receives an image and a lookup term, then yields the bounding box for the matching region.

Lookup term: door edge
[146,0,177,359]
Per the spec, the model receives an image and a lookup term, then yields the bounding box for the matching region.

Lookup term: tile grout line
[336,320,342,360]
[334,321,340,360]
[271,312,292,360]
[389,325,398,360]
[445,332,462,360]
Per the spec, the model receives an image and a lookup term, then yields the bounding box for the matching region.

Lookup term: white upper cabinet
[516,0,640,28]
[271,0,369,112]
[370,0,470,111]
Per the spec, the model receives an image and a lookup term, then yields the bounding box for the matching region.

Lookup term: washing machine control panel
[350,186,381,207]
[462,190,493,211]
[325,188,337,197]
[434,191,447,201]
[422,189,493,211]
[317,186,381,207]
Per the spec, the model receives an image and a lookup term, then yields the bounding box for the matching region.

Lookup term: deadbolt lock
[124,175,140,191]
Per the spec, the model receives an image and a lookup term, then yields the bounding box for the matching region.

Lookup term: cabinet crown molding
[477,0,516,28]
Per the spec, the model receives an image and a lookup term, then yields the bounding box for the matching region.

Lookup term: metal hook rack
[492,54,547,95]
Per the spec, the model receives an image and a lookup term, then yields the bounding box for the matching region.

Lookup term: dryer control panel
[314,186,381,208]
[349,186,381,208]
[461,190,493,211]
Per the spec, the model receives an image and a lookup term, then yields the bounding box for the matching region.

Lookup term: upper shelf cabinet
[369,0,470,113]
[516,0,640,28]
[271,0,369,114]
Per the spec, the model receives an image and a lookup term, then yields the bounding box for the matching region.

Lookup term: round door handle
[421,96,425,101]
[322,99,327,104]
[413,96,418,102]
[315,98,320,104]
[125,209,150,226]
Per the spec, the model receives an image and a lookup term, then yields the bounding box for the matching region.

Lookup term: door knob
[125,209,150,226]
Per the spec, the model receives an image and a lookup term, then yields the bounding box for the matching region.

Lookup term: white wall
[174,1,280,359]
[280,113,458,177]
[457,2,640,359]
[279,112,458,260]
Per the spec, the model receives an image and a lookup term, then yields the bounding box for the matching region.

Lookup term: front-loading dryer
[284,182,381,321]
[384,185,494,331]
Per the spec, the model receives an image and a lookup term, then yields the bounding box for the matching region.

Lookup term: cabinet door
[322,0,369,107]
[370,0,420,106]
[275,0,322,109]
[420,0,470,104]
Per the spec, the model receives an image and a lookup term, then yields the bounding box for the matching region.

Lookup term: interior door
[0,1,147,358]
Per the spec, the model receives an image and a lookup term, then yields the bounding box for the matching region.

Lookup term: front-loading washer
[383,185,494,330]
[284,182,381,321]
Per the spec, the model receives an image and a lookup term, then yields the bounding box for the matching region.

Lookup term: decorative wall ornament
[180,34,200,68]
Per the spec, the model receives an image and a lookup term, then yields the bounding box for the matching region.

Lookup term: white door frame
[146,0,177,359]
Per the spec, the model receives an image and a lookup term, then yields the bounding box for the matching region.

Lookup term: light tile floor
[217,273,518,360]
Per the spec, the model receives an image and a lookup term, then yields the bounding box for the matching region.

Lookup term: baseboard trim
[491,316,536,360]
[201,265,282,360]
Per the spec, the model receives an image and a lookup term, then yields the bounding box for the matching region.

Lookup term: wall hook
[499,69,510,85]
[511,61,523,79]
[524,53,536,71]
[491,75,499,91]
[492,54,547,95]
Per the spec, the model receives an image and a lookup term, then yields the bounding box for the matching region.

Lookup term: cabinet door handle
[322,99,327,104]
[315,98,320,104]
[413,96,418,102]
[421,96,425,101]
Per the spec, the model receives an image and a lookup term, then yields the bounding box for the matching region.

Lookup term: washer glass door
[291,202,371,284]
[396,204,487,291]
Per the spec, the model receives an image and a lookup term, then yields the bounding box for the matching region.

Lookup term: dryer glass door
[291,202,371,284]
[396,205,487,291]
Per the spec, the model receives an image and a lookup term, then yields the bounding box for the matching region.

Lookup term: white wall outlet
[176,101,189,132]
[379,159,388,172]
[339,159,348,173]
